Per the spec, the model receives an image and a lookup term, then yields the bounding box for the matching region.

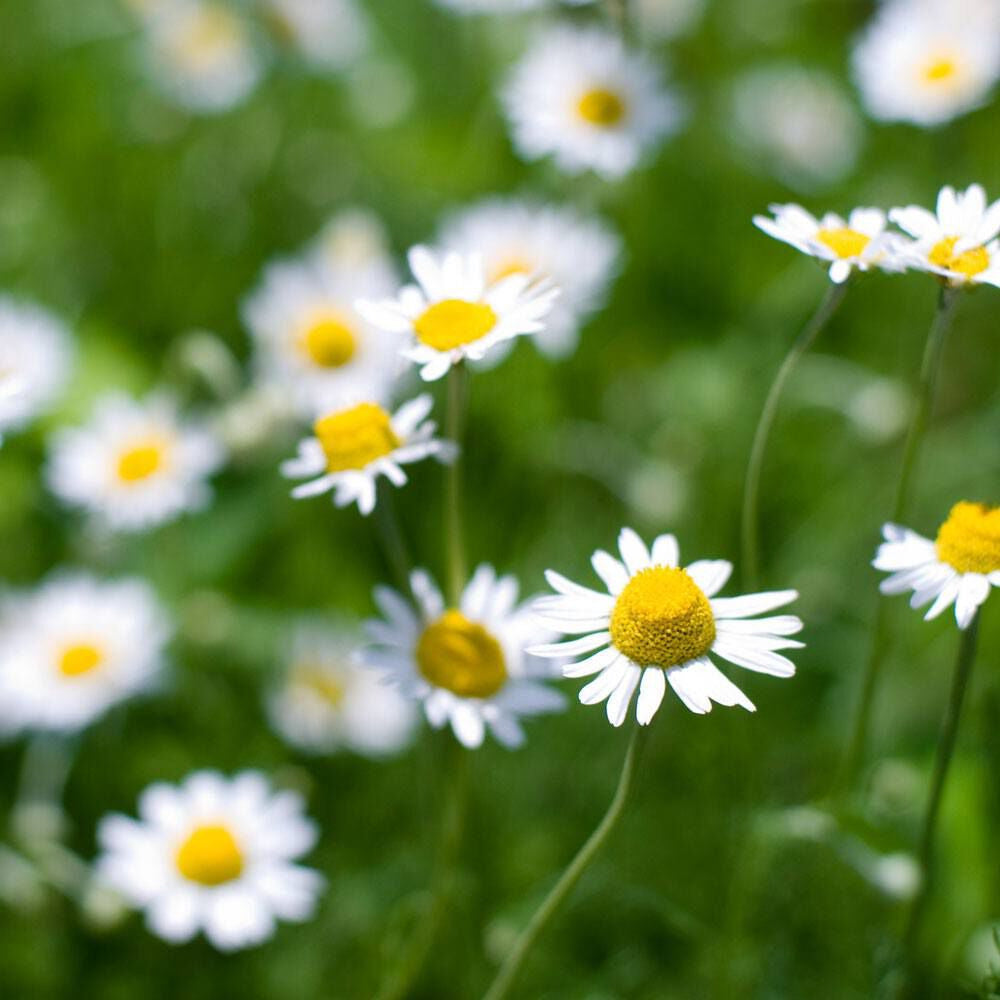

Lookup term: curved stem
[482,725,647,1000]
[741,281,850,589]
[445,364,468,606]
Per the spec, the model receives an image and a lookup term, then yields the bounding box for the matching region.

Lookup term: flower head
[261,0,368,71]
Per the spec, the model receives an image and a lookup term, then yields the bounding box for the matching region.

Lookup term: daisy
[889,183,1000,287]
[357,246,559,381]
[360,565,566,749]
[873,502,1000,630]
[501,24,683,179]
[96,770,323,951]
[531,528,804,726]
[434,0,594,10]
[46,393,224,533]
[281,393,455,515]
[438,198,622,358]
[754,204,900,283]
[267,621,417,756]
[259,0,368,71]
[0,573,170,735]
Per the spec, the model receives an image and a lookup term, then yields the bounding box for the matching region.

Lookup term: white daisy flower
[852,0,1000,127]
[357,246,559,381]
[96,770,323,951]
[889,183,1000,287]
[438,198,622,359]
[432,0,594,12]
[874,501,1000,630]
[753,204,900,283]
[281,393,454,516]
[531,528,804,727]
[243,254,401,419]
[306,208,397,283]
[46,393,225,533]
[501,24,683,179]
[0,573,170,735]
[360,565,566,749]
[259,0,368,71]
[267,621,417,757]
[0,297,73,439]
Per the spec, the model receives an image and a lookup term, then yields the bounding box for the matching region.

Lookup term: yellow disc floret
[176,824,244,886]
[294,665,346,707]
[935,501,1000,575]
[922,56,958,85]
[576,88,627,127]
[313,403,401,473]
[57,643,103,678]
[610,567,716,668]
[416,610,507,699]
[414,300,498,351]
[298,315,357,369]
[816,227,871,260]
[117,440,167,483]
[928,236,990,279]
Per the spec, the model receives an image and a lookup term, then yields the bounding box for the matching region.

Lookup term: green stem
[445,364,468,606]
[740,280,850,589]
[373,481,413,598]
[482,725,647,1000]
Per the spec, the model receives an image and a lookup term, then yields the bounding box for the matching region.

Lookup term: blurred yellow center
[416,610,507,699]
[299,316,357,369]
[414,300,497,351]
[176,8,241,65]
[491,257,534,282]
[57,643,103,677]
[816,227,870,260]
[935,501,1000,575]
[295,665,346,706]
[116,440,166,483]
[176,824,244,886]
[928,236,989,278]
[577,88,627,126]
[922,57,957,84]
[610,567,716,668]
[314,403,400,473]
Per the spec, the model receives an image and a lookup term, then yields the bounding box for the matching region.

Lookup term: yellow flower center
[816,227,871,260]
[609,567,716,668]
[490,256,535,282]
[314,402,401,473]
[928,236,990,278]
[298,315,357,369]
[294,665,346,706]
[415,609,507,699]
[935,501,1000,575]
[57,643,103,678]
[175,824,244,886]
[174,7,242,68]
[576,88,627,127]
[116,439,167,483]
[413,300,498,351]
[922,56,958,84]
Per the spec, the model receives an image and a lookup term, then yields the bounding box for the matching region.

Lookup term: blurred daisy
[532,528,803,726]
[852,0,1000,127]
[0,573,170,735]
[357,246,558,381]
[267,621,417,756]
[281,394,454,515]
[361,565,566,749]
[874,502,1000,629]
[433,0,594,11]
[307,208,397,283]
[0,297,73,439]
[633,0,705,40]
[889,183,1000,287]
[501,24,683,179]
[97,771,323,951]
[47,393,224,533]
[438,198,622,358]
[754,205,898,283]
[259,0,368,71]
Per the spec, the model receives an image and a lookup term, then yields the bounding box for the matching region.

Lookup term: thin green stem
[482,725,648,1000]
[373,481,413,598]
[445,364,468,606]
[741,280,850,589]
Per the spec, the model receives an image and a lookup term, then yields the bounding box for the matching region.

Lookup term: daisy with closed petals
[360,565,566,749]
[531,528,803,726]
[874,502,1000,630]
[96,771,323,951]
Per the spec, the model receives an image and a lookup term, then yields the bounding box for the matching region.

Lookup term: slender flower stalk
[482,725,647,1000]
[445,364,468,606]
[741,280,850,589]
[373,481,413,598]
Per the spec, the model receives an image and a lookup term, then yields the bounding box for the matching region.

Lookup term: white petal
[146,886,201,944]
[650,534,680,568]
[529,631,611,658]
[578,658,630,706]
[606,664,642,727]
[711,636,796,677]
[450,703,485,748]
[592,550,630,594]
[563,646,621,679]
[711,590,798,619]
[666,662,712,714]
[617,528,651,576]
[544,568,613,603]
[685,560,732,598]
[636,667,666,725]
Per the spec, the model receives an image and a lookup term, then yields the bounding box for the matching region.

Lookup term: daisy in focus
[889,183,1000,288]
[501,24,683,179]
[281,393,454,515]
[360,565,566,749]
[874,502,1000,630]
[96,771,323,951]
[532,528,803,726]
[259,0,368,71]
[357,247,558,381]
[754,204,899,283]
[438,198,622,358]
[0,573,170,735]
[46,393,224,533]
[267,621,417,757]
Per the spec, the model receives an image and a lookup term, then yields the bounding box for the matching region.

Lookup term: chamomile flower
[96,771,323,951]
[754,205,898,283]
[0,574,170,735]
[267,621,417,756]
[501,24,683,179]
[357,247,559,381]
[46,393,224,533]
[532,528,803,726]
[438,199,622,358]
[259,0,368,71]
[874,502,1000,629]
[889,183,1000,287]
[361,565,566,749]
[281,393,454,516]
